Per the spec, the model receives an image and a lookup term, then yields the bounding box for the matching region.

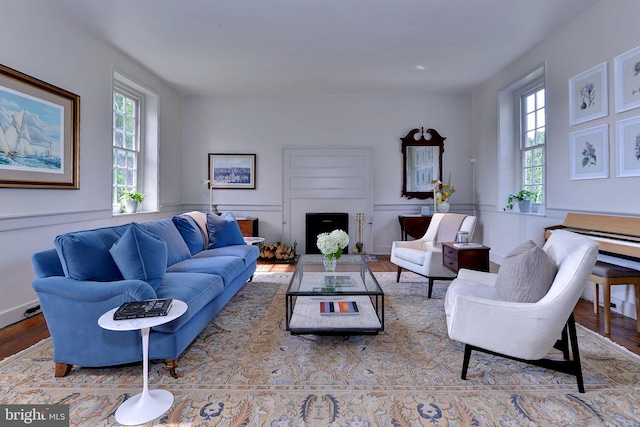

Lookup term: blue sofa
[30,211,258,378]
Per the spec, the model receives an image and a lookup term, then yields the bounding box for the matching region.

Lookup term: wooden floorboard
[2,255,638,360]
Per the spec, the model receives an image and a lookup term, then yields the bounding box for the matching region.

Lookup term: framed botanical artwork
[614,45,640,113]
[569,62,608,125]
[615,116,640,177]
[569,125,609,180]
[208,153,256,189]
[0,64,80,188]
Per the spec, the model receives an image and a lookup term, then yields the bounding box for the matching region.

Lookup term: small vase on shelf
[323,256,337,272]
[437,200,450,213]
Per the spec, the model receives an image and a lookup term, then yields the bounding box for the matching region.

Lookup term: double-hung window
[521,87,545,205]
[112,85,142,209]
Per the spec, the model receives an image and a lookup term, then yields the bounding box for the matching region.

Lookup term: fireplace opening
[305,212,349,254]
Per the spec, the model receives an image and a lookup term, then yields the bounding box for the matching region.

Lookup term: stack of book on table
[319,301,359,315]
[113,299,173,320]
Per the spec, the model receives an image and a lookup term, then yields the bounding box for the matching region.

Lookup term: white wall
[182,93,473,254]
[472,0,640,318]
[0,2,185,328]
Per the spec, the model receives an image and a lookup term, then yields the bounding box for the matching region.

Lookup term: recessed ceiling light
[416,65,426,70]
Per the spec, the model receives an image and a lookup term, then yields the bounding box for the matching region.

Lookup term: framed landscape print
[0,64,80,189]
[569,125,609,180]
[614,45,640,113]
[569,62,608,125]
[208,153,256,189]
[615,116,640,177]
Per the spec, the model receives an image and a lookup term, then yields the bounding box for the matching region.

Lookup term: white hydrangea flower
[316,229,349,260]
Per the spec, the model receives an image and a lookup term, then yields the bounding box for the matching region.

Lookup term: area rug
[1,272,640,426]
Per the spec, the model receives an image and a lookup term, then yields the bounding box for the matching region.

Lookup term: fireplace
[305,213,349,254]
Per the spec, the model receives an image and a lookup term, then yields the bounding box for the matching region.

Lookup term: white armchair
[390,213,477,298]
[444,230,598,393]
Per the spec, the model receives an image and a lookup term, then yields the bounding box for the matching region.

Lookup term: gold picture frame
[0,64,80,189]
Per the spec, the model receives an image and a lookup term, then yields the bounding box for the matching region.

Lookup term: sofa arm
[32,277,157,302]
[31,277,158,369]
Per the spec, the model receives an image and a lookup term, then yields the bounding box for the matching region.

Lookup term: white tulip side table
[98,300,187,426]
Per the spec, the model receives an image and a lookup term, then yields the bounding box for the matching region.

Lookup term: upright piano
[544,213,640,260]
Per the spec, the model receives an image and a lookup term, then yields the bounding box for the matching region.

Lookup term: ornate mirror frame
[400,128,445,199]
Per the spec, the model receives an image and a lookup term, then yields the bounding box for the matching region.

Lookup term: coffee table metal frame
[286,254,384,335]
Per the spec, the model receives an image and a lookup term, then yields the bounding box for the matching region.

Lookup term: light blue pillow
[207,211,246,249]
[139,218,192,267]
[109,223,168,290]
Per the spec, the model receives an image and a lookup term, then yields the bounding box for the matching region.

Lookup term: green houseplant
[504,189,536,212]
[120,190,146,213]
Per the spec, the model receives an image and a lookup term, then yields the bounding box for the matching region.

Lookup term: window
[521,87,545,204]
[112,86,141,208]
[498,64,545,212]
[111,70,158,214]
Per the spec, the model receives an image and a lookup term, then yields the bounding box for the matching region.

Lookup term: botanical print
[616,117,640,177]
[0,85,63,173]
[633,61,640,96]
[570,125,608,180]
[614,45,640,112]
[580,82,596,110]
[569,63,608,125]
[582,141,597,166]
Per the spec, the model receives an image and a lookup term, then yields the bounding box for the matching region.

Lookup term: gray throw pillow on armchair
[495,240,558,303]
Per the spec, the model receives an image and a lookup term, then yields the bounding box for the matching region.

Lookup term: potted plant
[120,190,146,213]
[504,189,536,213]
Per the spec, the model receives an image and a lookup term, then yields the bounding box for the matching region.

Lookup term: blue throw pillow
[139,218,192,267]
[207,211,246,249]
[109,223,167,290]
[172,214,206,255]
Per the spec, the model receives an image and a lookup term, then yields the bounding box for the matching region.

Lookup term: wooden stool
[589,260,640,335]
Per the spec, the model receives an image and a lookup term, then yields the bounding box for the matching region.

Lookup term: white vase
[323,256,337,272]
[436,200,450,213]
[124,200,138,213]
[518,200,532,213]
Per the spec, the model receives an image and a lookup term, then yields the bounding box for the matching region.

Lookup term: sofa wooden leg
[55,362,72,377]
[165,359,178,378]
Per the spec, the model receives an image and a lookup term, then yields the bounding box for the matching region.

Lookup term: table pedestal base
[115,389,174,425]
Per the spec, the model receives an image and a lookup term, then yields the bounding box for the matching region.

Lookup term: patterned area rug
[1,272,640,426]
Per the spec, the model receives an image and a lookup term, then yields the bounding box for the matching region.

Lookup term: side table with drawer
[442,242,491,273]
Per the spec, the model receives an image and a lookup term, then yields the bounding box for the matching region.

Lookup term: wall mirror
[400,128,445,199]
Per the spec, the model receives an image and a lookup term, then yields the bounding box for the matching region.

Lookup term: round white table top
[244,236,265,245]
[98,299,188,331]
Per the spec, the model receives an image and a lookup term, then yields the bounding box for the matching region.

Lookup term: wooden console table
[237,217,258,237]
[442,242,490,273]
[398,215,432,240]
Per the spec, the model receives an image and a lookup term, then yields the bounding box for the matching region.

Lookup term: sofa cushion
[153,272,224,333]
[109,223,167,290]
[166,255,245,286]
[495,240,558,303]
[172,214,206,255]
[139,219,192,267]
[54,224,130,281]
[193,244,260,267]
[207,211,245,249]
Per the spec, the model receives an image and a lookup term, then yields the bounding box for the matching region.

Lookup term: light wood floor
[2,256,638,360]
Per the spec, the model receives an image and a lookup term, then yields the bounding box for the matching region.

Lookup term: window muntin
[521,87,545,204]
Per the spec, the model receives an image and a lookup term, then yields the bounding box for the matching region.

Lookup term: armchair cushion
[207,211,245,249]
[495,240,557,303]
[109,223,168,290]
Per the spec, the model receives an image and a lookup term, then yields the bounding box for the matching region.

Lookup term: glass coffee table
[286,254,384,335]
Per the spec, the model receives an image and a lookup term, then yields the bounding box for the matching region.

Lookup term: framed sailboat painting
[0,64,80,188]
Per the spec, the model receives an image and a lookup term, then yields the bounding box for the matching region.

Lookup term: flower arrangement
[435,180,455,203]
[316,229,349,260]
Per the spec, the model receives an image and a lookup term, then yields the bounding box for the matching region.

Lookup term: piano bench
[589,261,640,335]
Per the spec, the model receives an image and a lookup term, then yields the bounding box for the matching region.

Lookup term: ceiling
[53,0,599,96]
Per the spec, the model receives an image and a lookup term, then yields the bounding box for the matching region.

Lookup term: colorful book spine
[319,301,359,315]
